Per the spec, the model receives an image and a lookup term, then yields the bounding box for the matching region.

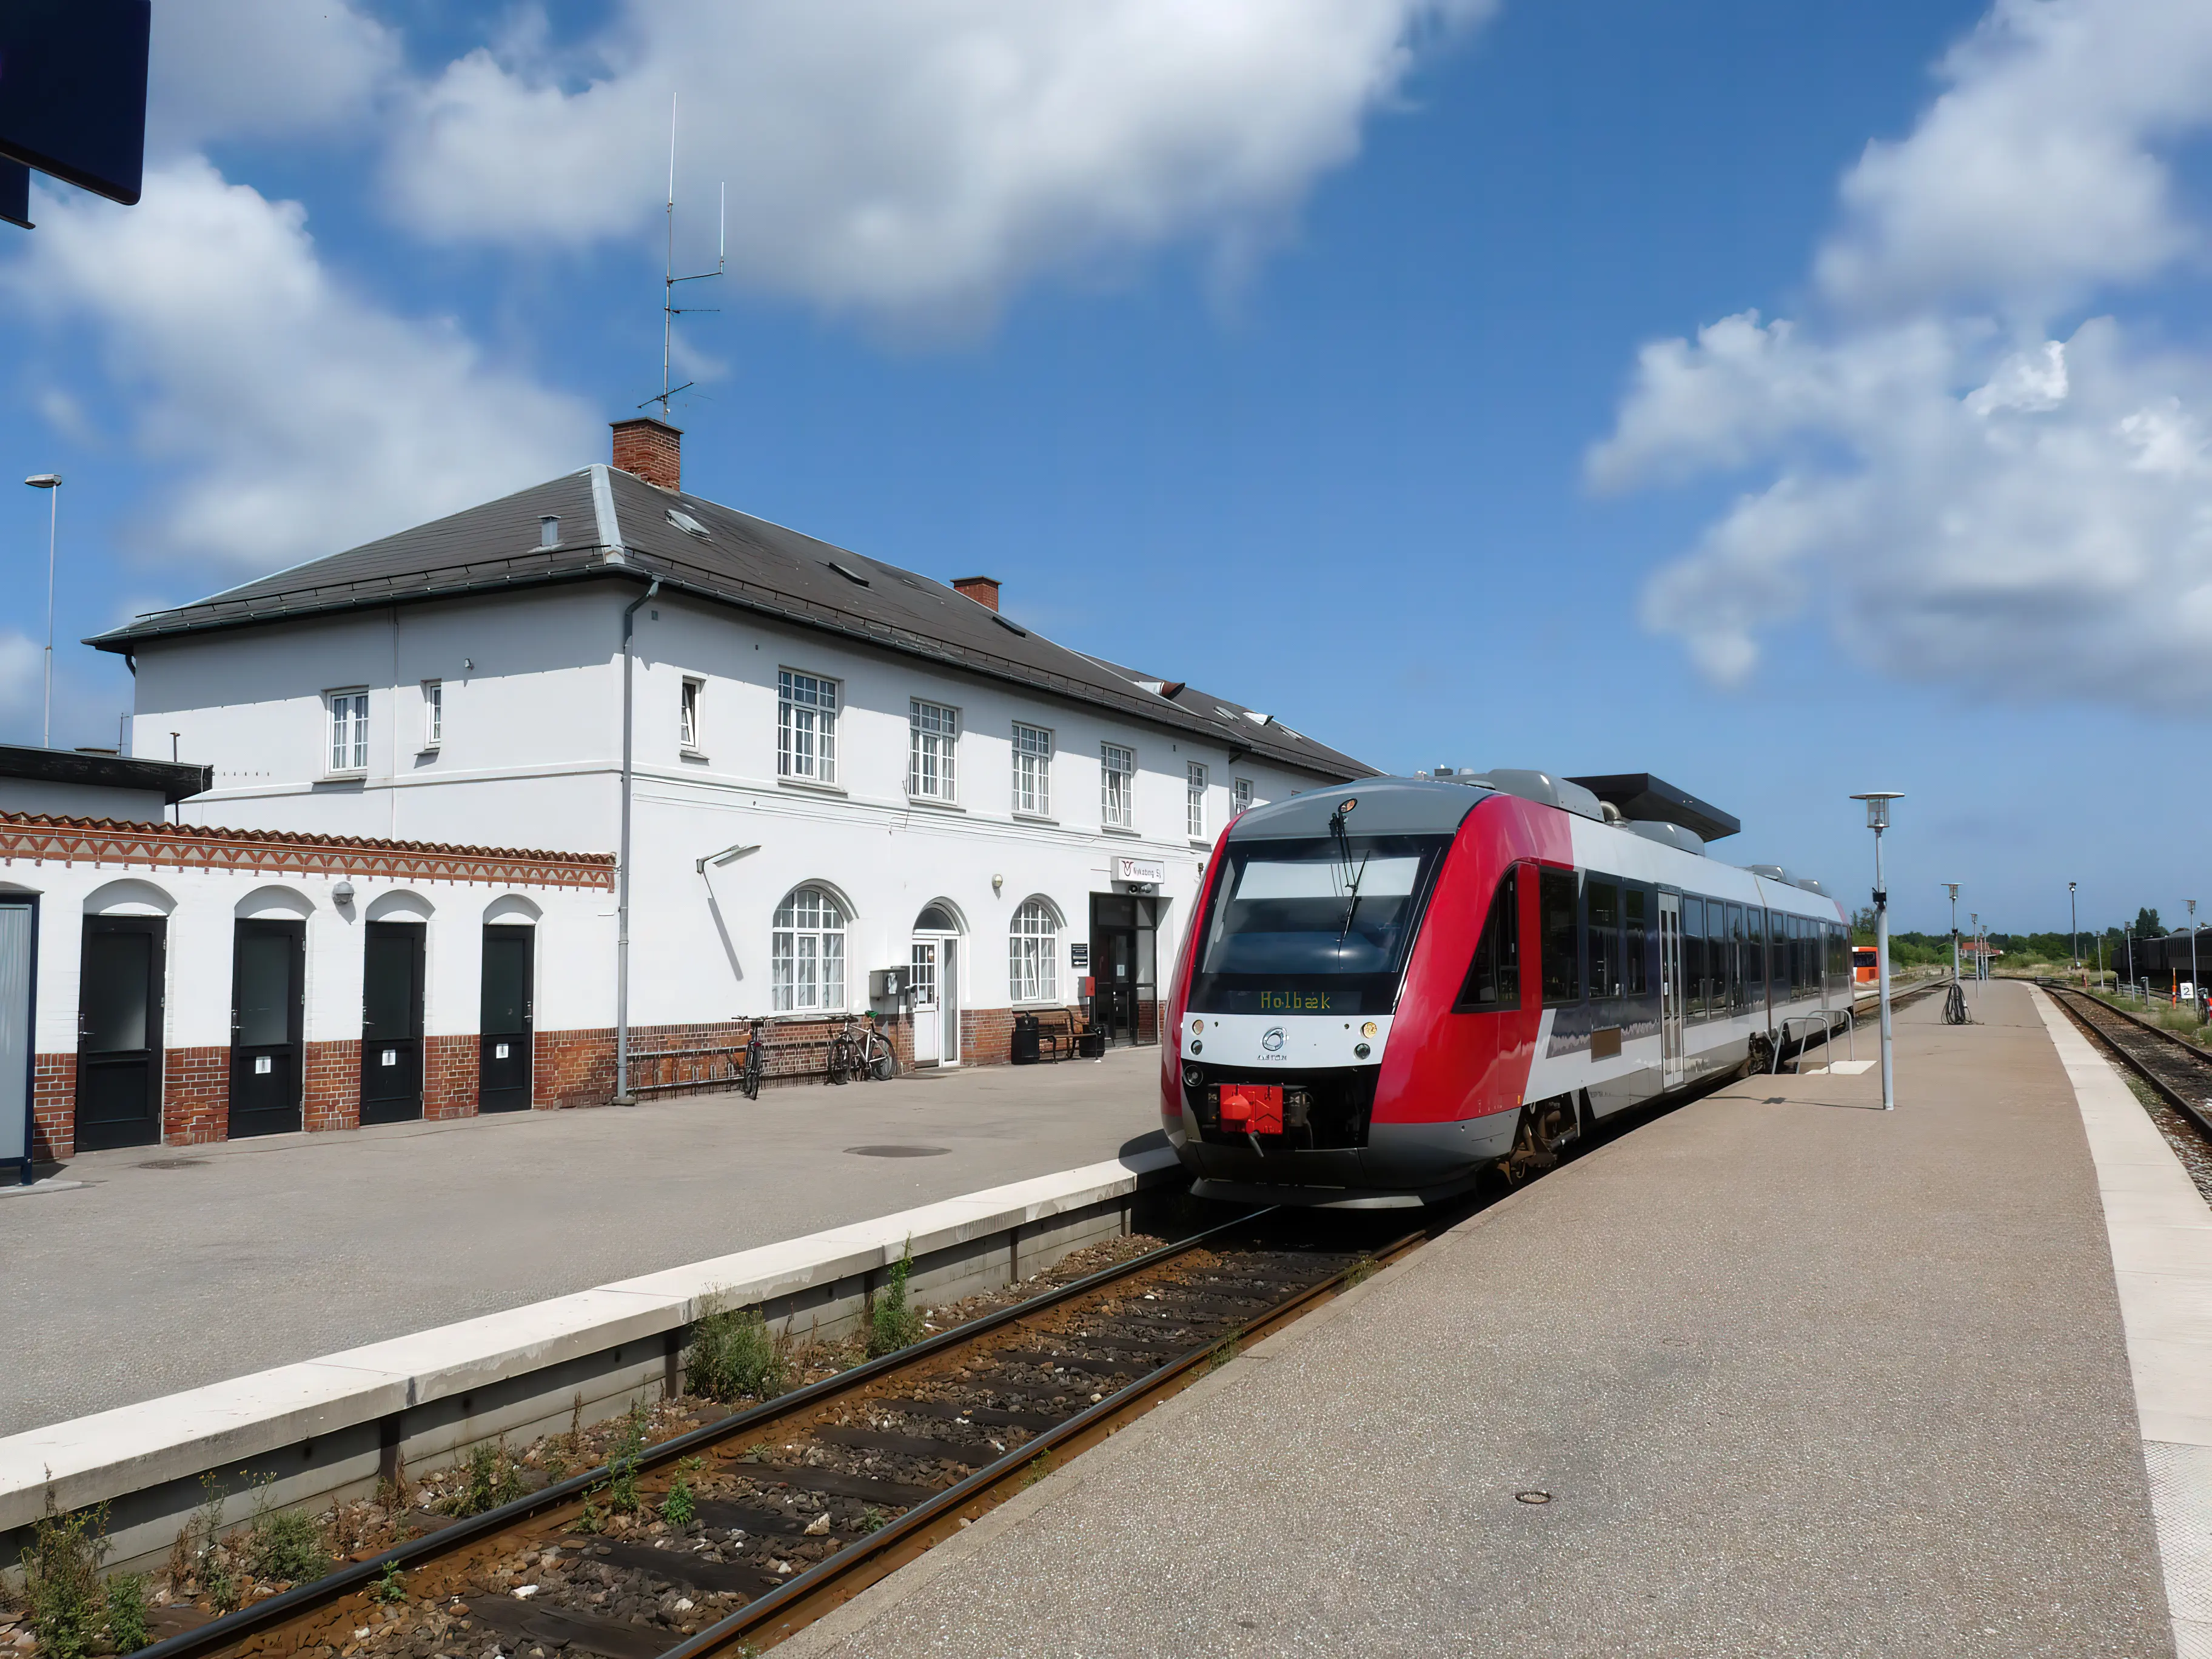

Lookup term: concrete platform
[789,980,2203,1658]
[2,1048,1161,1436]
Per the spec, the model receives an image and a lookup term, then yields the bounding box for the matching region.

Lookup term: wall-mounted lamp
[462,658,474,671]
[695,842,760,875]
[332,880,356,905]
[991,873,1004,896]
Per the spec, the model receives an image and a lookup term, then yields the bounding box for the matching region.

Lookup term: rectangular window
[910,699,959,801]
[421,680,442,749]
[1540,868,1581,1005]
[680,677,702,752]
[1186,761,1208,839]
[1012,722,1052,816]
[1455,866,1520,1011]
[1102,743,1135,828]
[1746,908,1766,1008]
[1233,777,1254,815]
[1726,903,1746,1011]
[777,669,839,783]
[1624,885,1649,997]
[1683,896,1706,1017]
[327,689,369,774]
[1586,877,1621,1000]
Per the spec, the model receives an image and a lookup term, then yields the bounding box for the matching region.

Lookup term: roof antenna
[646,92,726,418]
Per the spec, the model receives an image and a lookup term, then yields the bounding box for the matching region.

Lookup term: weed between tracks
[0,1232,1171,1659]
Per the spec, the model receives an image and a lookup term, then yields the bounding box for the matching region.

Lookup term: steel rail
[2044,984,2212,1142]
[666,1227,1427,1655]
[127,1208,1284,1659]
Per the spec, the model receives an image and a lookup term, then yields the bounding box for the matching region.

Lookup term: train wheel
[1496,1097,1573,1187]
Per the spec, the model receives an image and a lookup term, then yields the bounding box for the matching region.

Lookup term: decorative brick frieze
[0,812,614,890]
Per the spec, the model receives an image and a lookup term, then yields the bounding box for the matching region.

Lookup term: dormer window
[539,515,559,549]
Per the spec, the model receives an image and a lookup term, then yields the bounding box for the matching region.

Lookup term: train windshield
[1187,833,1453,1016]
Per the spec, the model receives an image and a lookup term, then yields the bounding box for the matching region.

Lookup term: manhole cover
[1514,1490,1552,1505]
[844,1145,951,1158]
[137,1158,207,1170]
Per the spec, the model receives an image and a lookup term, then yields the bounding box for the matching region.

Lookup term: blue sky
[5,0,2210,937]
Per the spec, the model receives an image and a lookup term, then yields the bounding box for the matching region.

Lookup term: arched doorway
[910,903,962,1067]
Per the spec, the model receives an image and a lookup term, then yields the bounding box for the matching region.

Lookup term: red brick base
[32,1052,74,1161]
[162,1046,229,1147]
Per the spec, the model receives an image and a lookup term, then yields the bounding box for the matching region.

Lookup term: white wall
[124,581,1343,1026]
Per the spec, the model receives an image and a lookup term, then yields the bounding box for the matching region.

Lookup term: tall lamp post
[1945,883,1961,984]
[2191,899,2200,1021]
[23,474,61,746]
[2069,880,2078,975]
[1851,791,1903,1111]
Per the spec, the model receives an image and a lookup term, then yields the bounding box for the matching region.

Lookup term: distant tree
[2133,907,2164,938]
[1849,905,1876,942]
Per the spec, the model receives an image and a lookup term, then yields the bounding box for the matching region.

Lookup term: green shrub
[447,1439,528,1519]
[607,1403,648,1513]
[104,1573,149,1655]
[21,1506,109,1659]
[245,1482,331,1584]
[687,1297,792,1402]
[369,1563,407,1606]
[866,1243,925,1359]
[661,1476,696,1528]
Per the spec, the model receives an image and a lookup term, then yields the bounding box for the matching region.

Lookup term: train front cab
[1160,782,1552,1206]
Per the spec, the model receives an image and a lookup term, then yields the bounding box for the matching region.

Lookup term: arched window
[773,886,846,1012]
[1009,899,1060,1004]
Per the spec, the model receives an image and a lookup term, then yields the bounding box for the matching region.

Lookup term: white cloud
[0,633,39,718]
[381,0,1491,327]
[1592,0,2212,711]
[147,0,401,153]
[4,158,598,570]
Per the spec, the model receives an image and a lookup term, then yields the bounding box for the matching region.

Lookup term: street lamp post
[1945,883,1961,985]
[1851,792,1904,1111]
[2191,899,2200,1022]
[23,474,61,746]
[2069,880,2078,976]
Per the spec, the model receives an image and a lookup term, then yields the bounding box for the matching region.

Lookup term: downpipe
[615,575,662,1104]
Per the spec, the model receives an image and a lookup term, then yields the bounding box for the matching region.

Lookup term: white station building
[2,418,1370,1171]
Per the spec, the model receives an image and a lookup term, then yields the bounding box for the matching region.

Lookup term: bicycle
[860,1014,898,1082]
[826,1014,898,1085]
[739,1018,766,1101]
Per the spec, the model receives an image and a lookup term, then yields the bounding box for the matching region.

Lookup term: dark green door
[361,922,425,1124]
[77,916,164,1151]
[478,926,533,1113]
[229,919,304,1138]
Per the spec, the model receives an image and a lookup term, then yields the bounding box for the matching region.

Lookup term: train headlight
[1353,1042,1372,1059]
[1183,1065,1203,1087]
[1190,1019,1204,1034]
[1361,1021,1378,1039]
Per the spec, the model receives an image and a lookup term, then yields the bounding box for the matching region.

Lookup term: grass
[661,1475,697,1528]
[688,1296,794,1402]
[606,1402,648,1513]
[369,1563,407,1606]
[1207,1340,1241,1372]
[1019,1453,1057,1490]
[103,1574,149,1655]
[866,1241,927,1359]
[1344,1253,1378,1288]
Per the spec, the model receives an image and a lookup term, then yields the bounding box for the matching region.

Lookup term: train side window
[1726,903,1746,1011]
[1683,897,1705,1017]
[1586,877,1620,1000]
[1454,866,1520,1012]
[1540,868,1581,1005]
[1623,885,1649,997]
[1828,923,1846,993]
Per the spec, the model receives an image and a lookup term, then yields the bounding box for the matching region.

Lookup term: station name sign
[1114,856,1167,885]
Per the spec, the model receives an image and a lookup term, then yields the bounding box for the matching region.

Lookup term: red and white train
[1160,771,1852,1207]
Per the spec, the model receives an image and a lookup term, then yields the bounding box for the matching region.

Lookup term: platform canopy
[1566,773,1740,843]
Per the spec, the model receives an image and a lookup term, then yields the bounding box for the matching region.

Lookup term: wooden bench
[1013,1007,1092,1064]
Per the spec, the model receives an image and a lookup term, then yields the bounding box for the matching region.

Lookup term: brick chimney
[611,416,682,491]
[953,575,1001,612]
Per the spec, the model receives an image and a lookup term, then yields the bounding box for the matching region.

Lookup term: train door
[77,916,165,1151]
[229,918,305,1138]
[360,922,425,1124]
[1658,893,1684,1088]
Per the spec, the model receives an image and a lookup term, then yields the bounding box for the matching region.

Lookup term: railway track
[134,1213,1427,1659]
[2043,984,2212,1142]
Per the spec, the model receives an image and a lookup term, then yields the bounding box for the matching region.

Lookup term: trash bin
[1077,1025,1106,1059]
[1011,1013,1041,1065]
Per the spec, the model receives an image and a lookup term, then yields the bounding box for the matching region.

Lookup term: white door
[910,940,941,1065]
[939,939,961,1065]
[1658,892,1685,1088]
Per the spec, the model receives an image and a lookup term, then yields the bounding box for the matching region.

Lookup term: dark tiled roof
[91,468,1373,781]
[0,743,210,803]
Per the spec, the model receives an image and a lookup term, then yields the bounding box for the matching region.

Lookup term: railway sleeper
[894,1397,1064,1431]
[811,1424,981,1464]
[463,1595,670,1659]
